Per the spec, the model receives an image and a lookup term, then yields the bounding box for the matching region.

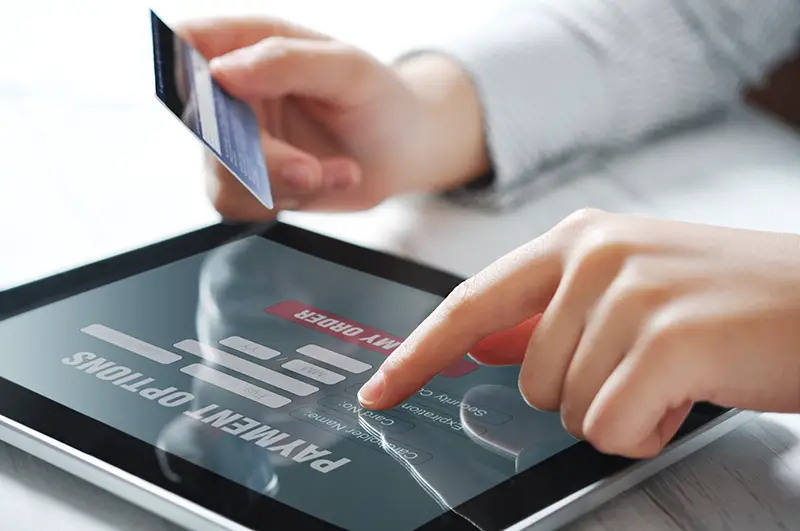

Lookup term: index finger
[358,236,564,410]
[175,16,325,59]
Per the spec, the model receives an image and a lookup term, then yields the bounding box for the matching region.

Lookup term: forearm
[397,0,800,209]
[392,54,490,193]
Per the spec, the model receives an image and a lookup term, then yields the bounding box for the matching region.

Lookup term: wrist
[393,53,490,192]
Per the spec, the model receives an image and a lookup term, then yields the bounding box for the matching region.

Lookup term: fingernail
[358,371,385,406]
[281,164,312,189]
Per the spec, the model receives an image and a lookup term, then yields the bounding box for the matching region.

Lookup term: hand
[177,17,488,218]
[358,209,800,458]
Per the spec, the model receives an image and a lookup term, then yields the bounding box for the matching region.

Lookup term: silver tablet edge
[506,408,759,531]
[0,414,245,531]
[0,408,757,531]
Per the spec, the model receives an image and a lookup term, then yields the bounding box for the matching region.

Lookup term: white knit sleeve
[399,0,800,209]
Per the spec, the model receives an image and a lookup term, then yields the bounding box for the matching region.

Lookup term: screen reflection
[149,234,576,530]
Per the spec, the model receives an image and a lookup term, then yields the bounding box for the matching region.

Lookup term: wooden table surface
[2,2,800,530]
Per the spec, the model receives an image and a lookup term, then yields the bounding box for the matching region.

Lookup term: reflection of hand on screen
[192,237,342,459]
[356,410,506,525]
[354,383,576,520]
[460,384,576,473]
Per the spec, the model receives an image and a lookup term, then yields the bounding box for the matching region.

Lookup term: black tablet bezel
[0,221,732,531]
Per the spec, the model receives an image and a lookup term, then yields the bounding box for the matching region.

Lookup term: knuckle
[606,266,665,315]
[248,37,291,68]
[638,311,690,362]
[568,226,630,277]
[441,277,481,322]
[260,35,292,53]
[251,36,297,74]
[559,207,606,233]
[334,44,377,92]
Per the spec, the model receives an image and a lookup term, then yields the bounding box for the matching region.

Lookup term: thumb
[209,37,381,107]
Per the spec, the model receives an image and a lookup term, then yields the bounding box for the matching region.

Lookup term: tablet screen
[0,232,580,530]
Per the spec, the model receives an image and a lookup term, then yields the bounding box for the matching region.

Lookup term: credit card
[149,10,273,209]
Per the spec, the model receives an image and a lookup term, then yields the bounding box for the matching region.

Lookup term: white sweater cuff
[395,8,609,208]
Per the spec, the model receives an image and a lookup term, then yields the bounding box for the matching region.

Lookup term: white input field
[181,364,291,409]
[81,324,182,365]
[175,339,318,397]
[220,336,280,361]
[282,359,345,385]
[297,344,372,374]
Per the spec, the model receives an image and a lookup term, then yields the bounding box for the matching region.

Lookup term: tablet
[0,221,751,531]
